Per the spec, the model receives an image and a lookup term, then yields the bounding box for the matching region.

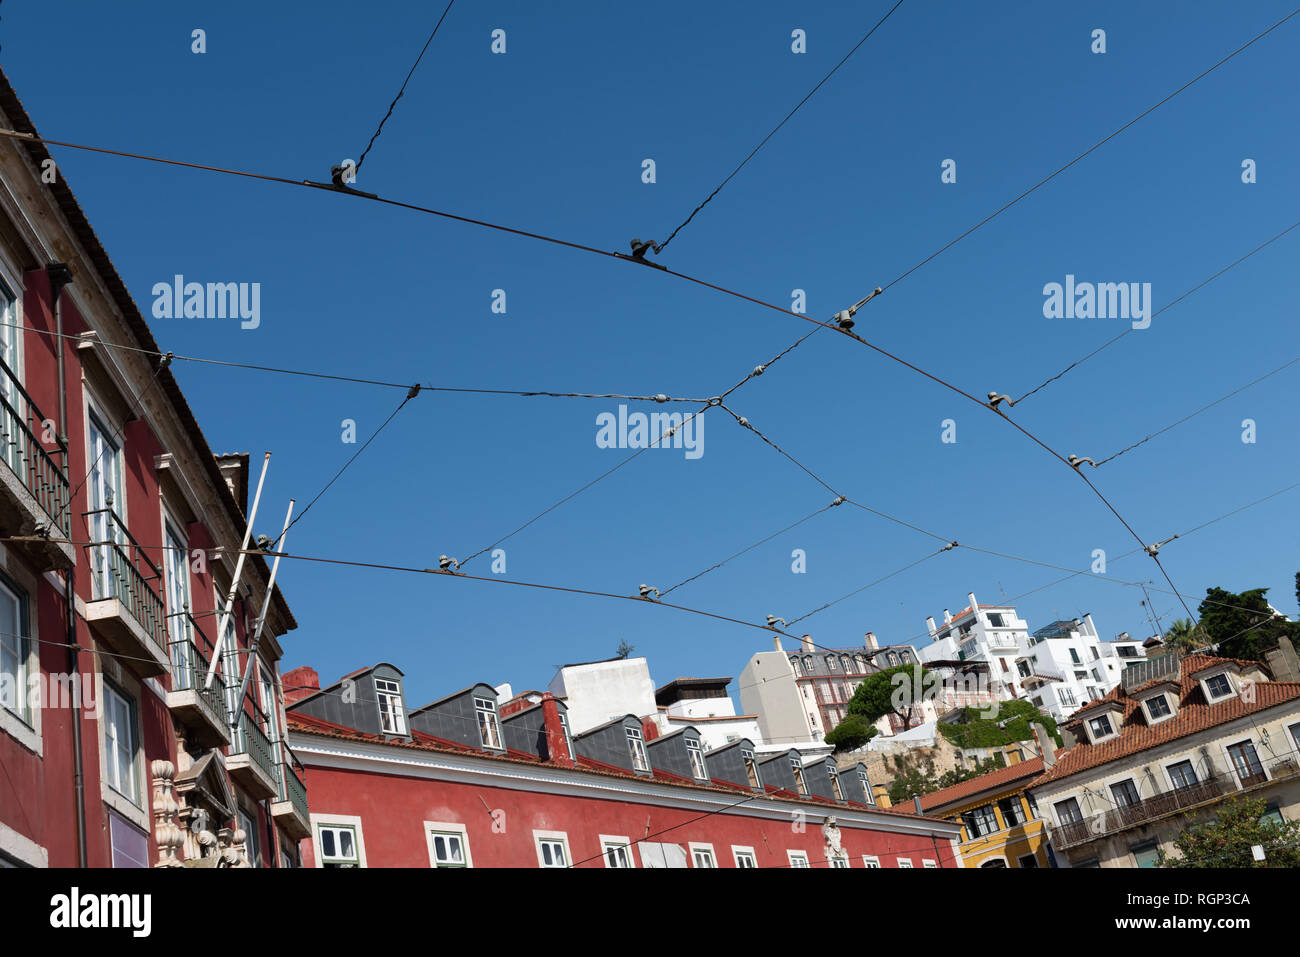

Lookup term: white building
[548,656,657,734]
[651,677,762,751]
[918,592,1147,719]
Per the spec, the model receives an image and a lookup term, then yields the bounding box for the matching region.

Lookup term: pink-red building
[0,69,303,869]
[285,663,964,868]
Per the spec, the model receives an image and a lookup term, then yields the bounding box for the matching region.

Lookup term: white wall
[549,658,657,735]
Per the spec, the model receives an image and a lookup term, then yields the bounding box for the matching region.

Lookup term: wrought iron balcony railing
[83,506,168,656]
[231,707,279,789]
[0,355,70,535]
[168,613,225,721]
[278,744,308,821]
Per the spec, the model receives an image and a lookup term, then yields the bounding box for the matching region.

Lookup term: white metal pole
[204,452,270,690]
[229,498,294,728]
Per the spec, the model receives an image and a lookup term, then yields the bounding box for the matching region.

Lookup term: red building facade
[286,665,964,868]
[0,70,302,869]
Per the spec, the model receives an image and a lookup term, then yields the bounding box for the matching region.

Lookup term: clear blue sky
[6,1,1297,710]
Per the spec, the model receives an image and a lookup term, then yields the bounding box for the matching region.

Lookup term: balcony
[82,507,170,676]
[228,706,280,800]
[272,745,311,840]
[165,615,230,750]
[1051,776,1235,850]
[0,358,74,570]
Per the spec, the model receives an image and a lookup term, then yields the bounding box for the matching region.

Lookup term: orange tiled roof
[920,757,1044,812]
[1032,654,1300,787]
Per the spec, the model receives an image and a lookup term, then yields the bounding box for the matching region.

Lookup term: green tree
[886,753,940,804]
[1159,797,1300,868]
[1197,587,1298,661]
[938,699,1062,750]
[824,714,878,753]
[1163,618,1206,654]
[842,664,934,733]
[613,638,635,659]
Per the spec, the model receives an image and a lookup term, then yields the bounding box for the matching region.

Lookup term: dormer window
[558,712,574,759]
[825,655,837,672]
[859,770,875,806]
[375,678,406,735]
[1144,694,1172,722]
[790,656,802,676]
[742,748,761,790]
[474,696,503,750]
[1204,673,1234,701]
[625,726,650,771]
[685,737,707,780]
[828,766,843,801]
[790,759,807,795]
[1087,714,1115,741]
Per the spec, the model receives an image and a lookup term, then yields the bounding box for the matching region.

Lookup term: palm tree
[1164,618,1206,653]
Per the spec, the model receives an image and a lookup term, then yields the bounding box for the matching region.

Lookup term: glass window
[0,576,29,725]
[742,749,762,790]
[1167,760,1198,790]
[318,825,359,867]
[962,804,999,837]
[86,413,122,602]
[1205,673,1233,700]
[734,849,757,868]
[1111,779,1141,807]
[788,851,810,868]
[475,696,503,750]
[429,831,467,868]
[163,521,192,649]
[1145,694,1171,720]
[862,855,881,868]
[998,796,1026,827]
[625,726,650,771]
[825,656,837,672]
[1131,841,1160,868]
[790,759,807,795]
[103,681,140,805]
[602,841,632,868]
[374,677,405,734]
[1088,715,1113,739]
[691,847,716,868]
[1054,797,1082,825]
[859,771,875,805]
[557,711,574,760]
[239,808,260,868]
[538,838,568,868]
[685,737,707,780]
[1227,740,1264,782]
[897,858,913,868]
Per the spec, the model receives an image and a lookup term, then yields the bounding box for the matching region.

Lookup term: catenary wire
[1014,218,1300,404]
[655,0,909,252]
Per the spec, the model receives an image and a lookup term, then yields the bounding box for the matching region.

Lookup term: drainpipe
[48,262,87,868]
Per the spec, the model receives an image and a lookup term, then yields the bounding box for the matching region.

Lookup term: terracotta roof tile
[920,757,1045,812]
[1032,654,1300,786]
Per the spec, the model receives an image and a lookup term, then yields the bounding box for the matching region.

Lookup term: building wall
[740,651,817,746]
[293,740,962,868]
[549,658,656,735]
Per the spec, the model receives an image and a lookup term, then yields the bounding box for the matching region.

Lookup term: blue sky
[5,1,1297,710]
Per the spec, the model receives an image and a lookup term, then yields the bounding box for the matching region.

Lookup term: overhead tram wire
[1088,355,1300,468]
[353,0,457,173]
[878,7,1300,294]
[0,316,710,404]
[1014,218,1300,404]
[652,0,909,254]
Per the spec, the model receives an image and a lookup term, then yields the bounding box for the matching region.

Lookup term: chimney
[1033,723,1057,768]
[774,635,784,652]
[913,794,923,815]
[967,592,979,622]
[943,609,952,625]
[800,634,814,653]
[864,631,879,651]
[282,666,319,706]
[539,694,575,767]
[640,716,660,741]
[926,616,938,637]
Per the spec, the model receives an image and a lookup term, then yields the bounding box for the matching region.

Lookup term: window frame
[787,850,810,868]
[599,834,635,869]
[533,829,571,869]
[102,678,142,807]
[685,736,708,780]
[1165,758,1199,791]
[625,725,650,772]
[689,842,717,868]
[790,758,807,795]
[861,855,881,868]
[425,820,472,868]
[474,695,503,750]
[732,845,758,868]
[374,676,406,735]
[897,857,914,868]
[1203,672,1234,701]
[0,571,33,731]
[311,815,365,868]
[1143,693,1172,722]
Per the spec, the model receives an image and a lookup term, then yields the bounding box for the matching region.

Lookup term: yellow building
[920,755,1051,868]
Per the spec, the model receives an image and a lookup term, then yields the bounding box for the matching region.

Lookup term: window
[162,521,192,649]
[831,857,851,868]
[690,844,716,868]
[1167,760,1199,790]
[897,858,913,868]
[742,749,762,790]
[317,825,359,867]
[1069,649,1081,665]
[1057,687,1077,708]
[257,661,277,740]
[922,859,938,869]
[962,804,999,838]
[374,677,405,735]
[859,771,875,805]
[1026,791,1039,818]
[601,836,634,868]
[790,657,801,676]
[108,811,148,869]
[685,737,707,780]
[732,846,757,868]
[1117,646,1137,658]
[816,682,831,704]
[1018,853,1039,868]
[1227,740,1265,784]
[1131,841,1160,868]
[1261,803,1285,828]
[1204,673,1234,700]
[988,613,1005,627]
[862,855,881,868]
[998,796,1026,827]
[1110,779,1140,807]
[0,576,30,725]
[427,829,469,868]
[86,412,123,601]
[828,766,843,801]
[625,726,650,771]
[239,808,260,868]
[103,681,140,806]
[825,655,837,671]
[1088,714,1114,740]
[790,758,807,795]
[1017,661,1031,678]
[1054,797,1083,826]
[787,851,810,868]
[1290,722,1300,756]
[558,711,574,760]
[536,833,570,868]
[475,696,503,750]
[1145,694,1171,721]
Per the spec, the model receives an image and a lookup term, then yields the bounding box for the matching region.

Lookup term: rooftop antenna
[229,498,295,728]
[205,452,271,690]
